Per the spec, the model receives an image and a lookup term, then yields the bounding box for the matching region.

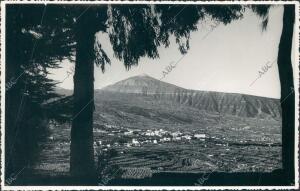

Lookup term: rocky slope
[100,75,281,119]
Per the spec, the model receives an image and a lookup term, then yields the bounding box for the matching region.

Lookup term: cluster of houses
[94,125,207,149]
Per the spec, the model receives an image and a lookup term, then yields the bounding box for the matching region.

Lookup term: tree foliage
[5,4,76,175]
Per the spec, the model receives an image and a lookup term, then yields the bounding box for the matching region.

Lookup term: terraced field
[102,141,281,173]
[19,89,281,185]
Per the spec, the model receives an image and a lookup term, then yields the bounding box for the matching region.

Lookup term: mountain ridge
[98,75,281,119]
[99,75,279,100]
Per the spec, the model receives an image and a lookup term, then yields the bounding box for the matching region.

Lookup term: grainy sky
[49,5,295,99]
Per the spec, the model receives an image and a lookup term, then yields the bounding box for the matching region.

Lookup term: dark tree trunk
[278,5,295,183]
[70,15,96,179]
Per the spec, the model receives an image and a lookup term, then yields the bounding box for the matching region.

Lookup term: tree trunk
[278,5,295,183]
[70,15,96,179]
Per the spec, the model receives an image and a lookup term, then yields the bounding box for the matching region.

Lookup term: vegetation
[5,4,74,177]
[5,3,295,184]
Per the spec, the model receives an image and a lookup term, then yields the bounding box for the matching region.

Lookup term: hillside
[55,87,73,96]
[31,75,281,181]
[99,75,281,119]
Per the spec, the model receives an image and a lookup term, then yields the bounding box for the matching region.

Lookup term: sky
[49,5,295,99]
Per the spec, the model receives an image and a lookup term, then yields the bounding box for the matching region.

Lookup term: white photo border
[0,0,299,190]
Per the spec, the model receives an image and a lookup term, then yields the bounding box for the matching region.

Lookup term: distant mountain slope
[55,87,73,96]
[99,75,281,119]
[169,90,281,118]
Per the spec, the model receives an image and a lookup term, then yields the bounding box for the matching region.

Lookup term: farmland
[23,90,282,185]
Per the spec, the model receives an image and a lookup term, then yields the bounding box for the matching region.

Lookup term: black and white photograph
[1,0,299,190]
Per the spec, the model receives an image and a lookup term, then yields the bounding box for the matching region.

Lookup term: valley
[26,75,282,184]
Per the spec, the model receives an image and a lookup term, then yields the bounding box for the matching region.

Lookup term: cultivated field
[24,91,281,184]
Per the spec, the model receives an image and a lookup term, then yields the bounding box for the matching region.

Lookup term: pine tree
[251,4,295,182]
[5,4,75,177]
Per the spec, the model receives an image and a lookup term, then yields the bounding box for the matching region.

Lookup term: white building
[145,132,155,136]
[171,131,182,137]
[126,143,132,147]
[182,135,191,140]
[163,137,171,141]
[132,139,139,144]
[124,131,133,135]
[194,134,206,139]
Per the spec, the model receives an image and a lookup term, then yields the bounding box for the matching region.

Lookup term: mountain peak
[138,73,149,77]
[102,74,184,94]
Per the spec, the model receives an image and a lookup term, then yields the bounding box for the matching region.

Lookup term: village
[93,124,207,150]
